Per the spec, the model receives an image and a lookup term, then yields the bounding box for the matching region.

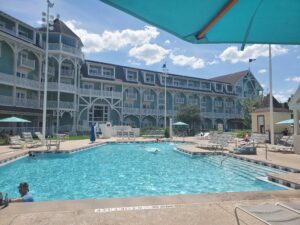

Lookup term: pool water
[0,142,285,201]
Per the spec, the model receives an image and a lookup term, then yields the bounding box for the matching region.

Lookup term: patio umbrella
[173,121,188,126]
[100,0,300,148]
[100,0,300,46]
[0,116,31,123]
[276,119,300,125]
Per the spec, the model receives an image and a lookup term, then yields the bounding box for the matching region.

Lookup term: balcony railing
[61,69,74,77]
[143,95,155,101]
[16,77,40,90]
[48,43,83,57]
[0,26,16,35]
[188,99,198,105]
[42,65,55,76]
[16,98,39,108]
[0,95,13,106]
[175,98,185,104]
[141,108,157,115]
[43,100,74,110]
[44,82,75,93]
[79,88,122,99]
[19,57,35,70]
[0,72,14,85]
[123,107,140,114]
[125,93,138,100]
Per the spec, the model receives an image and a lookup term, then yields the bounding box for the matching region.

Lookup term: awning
[173,121,188,126]
[276,119,300,125]
[100,0,300,46]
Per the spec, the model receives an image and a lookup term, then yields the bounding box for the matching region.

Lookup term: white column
[294,110,299,135]
[72,62,78,133]
[12,50,18,106]
[269,44,274,145]
[56,59,61,134]
[38,57,42,107]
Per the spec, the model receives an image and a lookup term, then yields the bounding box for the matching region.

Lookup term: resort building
[0,11,263,134]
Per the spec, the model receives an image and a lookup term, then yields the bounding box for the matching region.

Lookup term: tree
[176,105,201,135]
[241,96,262,129]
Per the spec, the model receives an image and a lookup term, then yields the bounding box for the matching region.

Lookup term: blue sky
[1,0,299,102]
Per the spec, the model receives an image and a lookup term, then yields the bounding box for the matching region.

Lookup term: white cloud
[288,88,295,94]
[258,69,267,74]
[164,40,171,44]
[169,53,205,69]
[261,83,266,89]
[129,44,169,65]
[127,59,141,66]
[65,20,160,53]
[285,77,300,82]
[219,44,288,63]
[207,59,219,65]
[274,93,289,103]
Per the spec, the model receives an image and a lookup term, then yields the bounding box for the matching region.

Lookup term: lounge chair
[197,132,210,140]
[277,202,300,214]
[22,132,41,148]
[9,135,26,149]
[34,132,46,145]
[235,203,300,225]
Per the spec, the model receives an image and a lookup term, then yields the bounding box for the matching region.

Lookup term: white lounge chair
[277,201,300,214]
[34,132,46,145]
[9,135,26,149]
[235,203,300,225]
[22,132,41,148]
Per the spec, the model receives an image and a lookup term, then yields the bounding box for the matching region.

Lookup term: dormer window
[103,66,115,78]
[226,84,233,93]
[126,69,138,82]
[144,72,155,84]
[215,83,223,92]
[201,82,211,90]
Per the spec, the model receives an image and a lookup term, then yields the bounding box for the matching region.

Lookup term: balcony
[61,69,74,77]
[0,26,16,36]
[158,109,173,115]
[44,82,75,93]
[16,98,39,109]
[79,88,122,99]
[175,98,185,104]
[48,43,83,58]
[16,77,40,90]
[188,99,198,105]
[144,94,155,102]
[0,95,13,106]
[123,107,140,114]
[43,100,74,110]
[19,57,35,70]
[42,65,55,76]
[141,108,157,115]
[125,93,138,100]
[0,72,14,85]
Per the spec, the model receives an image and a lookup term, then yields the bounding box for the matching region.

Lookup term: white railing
[48,43,82,56]
[144,95,155,101]
[188,99,198,105]
[19,57,35,70]
[125,93,137,100]
[43,100,74,109]
[141,108,157,115]
[48,43,60,50]
[16,98,39,108]
[62,44,77,54]
[0,26,16,35]
[0,95,13,106]
[42,65,55,76]
[15,77,40,90]
[18,33,34,43]
[59,101,74,109]
[46,82,58,91]
[61,69,74,77]
[175,98,185,104]
[102,90,122,99]
[59,83,76,92]
[158,109,173,115]
[79,88,121,98]
[123,107,140,114]
[0,72,14,85]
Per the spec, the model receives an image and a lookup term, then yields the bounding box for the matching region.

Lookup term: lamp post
[162,64,168,129]
[42,0,54,139]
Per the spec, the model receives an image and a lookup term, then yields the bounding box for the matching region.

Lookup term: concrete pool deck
[1,136,300,224]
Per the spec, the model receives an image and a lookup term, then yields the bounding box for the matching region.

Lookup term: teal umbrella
[276,119,300,125]
[173,121,188,126]
[100,0,300,46]
[0,116,31,123]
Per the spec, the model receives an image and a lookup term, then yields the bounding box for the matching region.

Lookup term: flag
[162,63,166,68]
[249,58,256,63]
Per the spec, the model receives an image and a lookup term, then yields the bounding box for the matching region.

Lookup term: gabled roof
[254,94,290,113]
[39,18,83,46]
[211,70,249,85]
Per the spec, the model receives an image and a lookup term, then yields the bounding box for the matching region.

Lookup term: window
[89,65,101,76]
[201,82,211,90]
[174,80,180,87]
[16,72,26,78]
[175,97,184,104]
[215,83,223,91]
[227,85,233,92]
[144,72,155,84]
[236,86,242,94]
[103,67,114,78]
[16,90,26,102]
[126,70,138,82]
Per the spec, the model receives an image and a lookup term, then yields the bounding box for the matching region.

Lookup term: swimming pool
[0,142,285,201]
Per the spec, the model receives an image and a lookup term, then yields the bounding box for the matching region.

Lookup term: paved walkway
[1,190,300,225]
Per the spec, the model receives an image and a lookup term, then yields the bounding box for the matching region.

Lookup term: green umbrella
[100,0,300,46]
[173,121,188,126]
[276,119,300,125]
[0,116,31,123]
